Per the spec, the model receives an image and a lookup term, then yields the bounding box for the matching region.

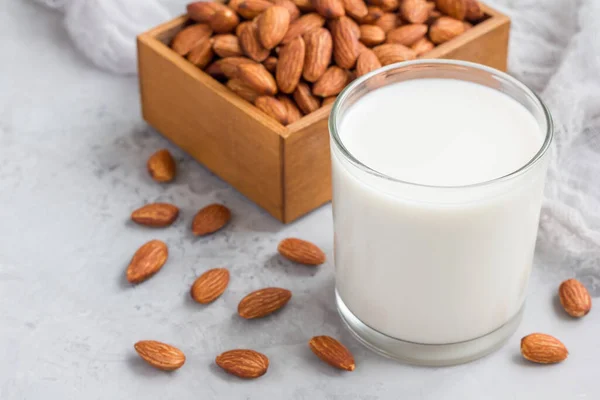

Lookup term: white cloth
[33,0,600,273]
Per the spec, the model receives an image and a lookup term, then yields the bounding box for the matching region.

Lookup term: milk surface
[332,78,547,344]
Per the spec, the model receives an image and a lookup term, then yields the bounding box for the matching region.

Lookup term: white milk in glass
[331,65,551,363]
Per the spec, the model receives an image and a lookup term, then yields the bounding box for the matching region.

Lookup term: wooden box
[137,4,510,223]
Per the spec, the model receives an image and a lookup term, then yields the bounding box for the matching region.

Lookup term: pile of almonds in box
[131,149,591,377]
[170,0,485,125]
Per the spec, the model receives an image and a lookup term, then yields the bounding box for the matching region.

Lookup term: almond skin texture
[273,0,302,20]
[309,336,355,371]
[343,0,368,19]
[374,12,398,32]
[192,204,231,236]
[293,0,316,11]
[131,203,179,227]
[210,7,240,33]
[207,56,253,79]
[559,278,592,317]
[359,5,383,23]
[171,24,213,56]
[187,2,223,22]
[212,34,243,58]
[238,287,292,319]
[255,96,289,124]
[400,0,430,23]
[147,149,176,182]
[126,240,168,284]
[257,6,291,49]
[276,36,306,93]
[369,0,398,12]
[236,63,278,95]
[227,78,261,102]
[134,341,186,371]
[293,82,321,114]
[465,0,483,21]
[283,13,326,44]
[277,95,304,123]
[429,16,465,44]
[187,39,214,68]
[332,16,360,69]
[313,0,346,18]
[238,21,270,62]
[278,237,326,265]
[263,56,278,72]
[216,349,269,379]
[521,333,568,364]
[230,0,273,19]
[359,24,385,46]
[435,0,466,20]
[411,37,434,55]
[303,28,333,82]
[312,66,349,97]
[373,43,417,65]
[356,48,381,76]
[386,24,428,46]
[191,268,230,304]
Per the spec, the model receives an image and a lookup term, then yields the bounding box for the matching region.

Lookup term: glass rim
[328,59,554,190]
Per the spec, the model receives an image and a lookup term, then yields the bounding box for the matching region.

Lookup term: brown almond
[374,12,398,32]
[322,96,337,106]
[273,0,301,20]
[263,56,278,72]
[356,48,381,76]
[332,16,360,69]
[313,0,346,18]
[131,203,179,227]
[465,0,483,21]
[226,78,261,102]
[400,0,430,23]
[435,0,466,20]
[147,149,176,182]
[411,37,435,55]
[237,62,278,95]
[359,5,383,23]
[257,6,291,49]
[191,203,231,236]
[359,24,385,46]
[429,16,465,44]
[369,0,398,12]
[277,95,304,123]
[238,287,292,319]
[210,7,240,33]
[187,39,214,68]
[207,56,253,79]
[293,82,321,114]
[171,24,213,56]
[126,240,168,284]
[187,2,223,22]
[373,43,416,65]
[292,0,316,11]
[312,66,349,97]
[302,28,333,82]
[216,349,269,379]
[521,333,568,364]
[386,24,427,46]
[276,36,306,93]
[278,237,326,264]
[559,278,592,317]
[283,13,326,44]
[230,0,273,19]
[255,96,289,124]
[309,336,355,371]
[213,34,243,58]
[238,21,270,62]
[191,268,230,304]
[134,341,185,371]
[343,0,368,19]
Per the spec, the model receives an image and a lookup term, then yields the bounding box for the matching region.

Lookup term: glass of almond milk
[329,60,553,366]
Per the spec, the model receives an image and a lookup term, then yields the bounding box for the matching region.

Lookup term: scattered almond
[276,36,306,93]
[171,24,213,56]
[216,349,269,379]
[238,21,270,62]
[126,240,168,284]
[355,47,381,76]
[278,95,304,123]
[187,2,223,22]
[386,24,428,46]
[273,0,302,20]
[191,203,231,236]
[435,0,466,20]
[238,287,292,319]
[212,34,243,58]
[131,203,179,227]
[191,268,230,304]
[187,39,214,68]
[226,78,261,102]
[332,16,360,68]
[359,24,385,46]
[230,0,273,19]
[465,0,483,21]
[147,149,176,182]
[134,340,186,371]
[292,0,316,11]
[312,66,350,97]
[374,12,398,32]
[210,7,240,33]
[314,0,346,18]
[400,0,430,23]
[343,0,369,19]
[559,278,592,317]
[302,28,332,82]
[236,62,278,95]
[429,16,465,44]
[283,12,326,43]
[521,333,568,364]
[309,336,355,371]
[373,43,416,65]
[278,237,326,265]
[293,82,322,114]
[411,37,435,55]
[359,5,384,23]
[370,0,398,12]
[257,6,291,49]
[255,96,289,124]
[207,56,253,79]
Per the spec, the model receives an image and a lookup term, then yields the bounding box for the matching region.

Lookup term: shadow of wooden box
[137,4,510,223]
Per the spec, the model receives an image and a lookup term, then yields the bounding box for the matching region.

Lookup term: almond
[411,37,435,55]
[230,0,273,19]
[429,16,465,44]
[171,24,213,56]
[191,203,231,236]
[343,0,368,19]
[373,43,416,65]
[559,278,592,317]
[131,203,179,227]
[293,82,321,114]
[312,66,349,97]
[309,336,355,371]
[465,0,483,21]
[374,12,398,32]
[359,5,383,23]
[302,28,333,82]
[356,40,369,54]
[282,13,326,44]
[273,0,301,20]
[238,287,292,318]
[147,149,176,182]
[191,268,230,304]
[277,95,304,123]
[276,36,306,93]
[359,24,385,46]
[254,96,289,124]
[212,34,243,57]
[278,237,326,264]
[236,62,278,95]
[187,2,223,22]
[226,78,261,102]
[355,48,381,76]
[369,0,398,12]
[210,7,240,33]
[332,16,360,69]
[386,24,427,46]
[313,0,346,18]
[216,349,269,379]
[263,56,278,72]
[400,0,430,23]
[126,240,168,284]
[521,333,568,364]
[134,341,185,371]
[435,0,466,20]
[322,96,337,106]
[207,56,253,78]
[257,6,291,49]
[187,39,214,68]
[238,21,270,62]
[292,0,316,11]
